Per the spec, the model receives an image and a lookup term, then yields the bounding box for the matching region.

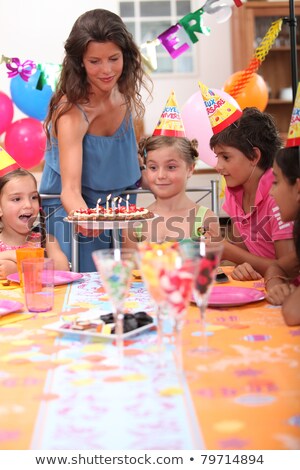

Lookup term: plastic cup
[16,247,44,287]
[21,258,54,312]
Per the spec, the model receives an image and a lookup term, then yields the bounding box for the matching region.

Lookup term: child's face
[145,146,193,199]
[270,162,299,222]
[0,175,39,235]
[214,144,255,187]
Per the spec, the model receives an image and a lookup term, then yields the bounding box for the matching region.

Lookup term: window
[119,0,196,75]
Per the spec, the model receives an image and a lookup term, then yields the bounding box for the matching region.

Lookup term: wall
[0,0,233,140]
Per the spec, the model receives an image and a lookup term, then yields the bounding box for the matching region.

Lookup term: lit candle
[96,198,102,214]
[118,196,122,211]
[112,197,118,213]
[106,194,111,211]
[126,194,130,211]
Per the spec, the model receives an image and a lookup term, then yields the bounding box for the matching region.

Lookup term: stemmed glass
[92,248,136,366]
[190,240,223,348]
[138,242,197,370]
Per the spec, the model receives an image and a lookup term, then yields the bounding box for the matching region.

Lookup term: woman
[40,9,152,271]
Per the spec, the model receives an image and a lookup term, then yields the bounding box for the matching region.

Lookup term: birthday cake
[68,204,155,221]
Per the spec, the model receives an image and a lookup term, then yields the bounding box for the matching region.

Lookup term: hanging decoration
[225,18,283,100]
[0,1,245,89]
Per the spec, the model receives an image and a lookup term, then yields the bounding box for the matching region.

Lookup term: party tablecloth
[0,268,299,450]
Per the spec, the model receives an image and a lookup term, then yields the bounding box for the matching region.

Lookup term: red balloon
[0,91,14,135]
[223,72,269,112]
[4,118,46,169]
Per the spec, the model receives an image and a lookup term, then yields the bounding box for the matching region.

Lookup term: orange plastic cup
[16,247,45,287]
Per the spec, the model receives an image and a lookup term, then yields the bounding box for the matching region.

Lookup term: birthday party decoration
[153,90,186,137]
[182,88,241,167]
[198,81,242,134]
[10,69,53,121]
[4,118,46,169]
[0,145,20,177]
[286,82,300,148]
[6,57,36,81]
[0,91,14,135]
[225,18,282,101]
[1,2,244,84]
[224,72,269,111]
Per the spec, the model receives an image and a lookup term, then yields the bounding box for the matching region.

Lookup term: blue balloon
[10,71,53,121]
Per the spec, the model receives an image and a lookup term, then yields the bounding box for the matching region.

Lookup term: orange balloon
[223,72,269,112]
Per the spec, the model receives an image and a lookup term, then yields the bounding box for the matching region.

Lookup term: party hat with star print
[286,82,300,148]
[153,90,186,137]
[0,145,20,176]
[198,81,242,134]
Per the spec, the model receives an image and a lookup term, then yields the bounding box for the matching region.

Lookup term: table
[0,268,299,450]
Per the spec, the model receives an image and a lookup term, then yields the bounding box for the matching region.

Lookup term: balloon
[4,118,46,169]
[10,70,53,121]
[0,91,14,135]
[223,72,269,112]
[182,89,241,167]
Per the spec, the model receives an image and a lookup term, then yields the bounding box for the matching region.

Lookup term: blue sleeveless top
[40,114,141,207]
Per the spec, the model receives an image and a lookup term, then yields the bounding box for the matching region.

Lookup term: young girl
[123,135,219,247]
[0,169,69,279]
[265,146,300,325]
[210,107,295,281]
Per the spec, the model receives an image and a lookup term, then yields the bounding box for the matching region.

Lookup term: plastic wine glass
[192,240,223,349]
[158,254,197,371]
[138,242,196,370]
[92,248,136,366]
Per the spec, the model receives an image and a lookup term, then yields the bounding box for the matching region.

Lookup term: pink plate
[0,300,24,317]
[7,271,83,287]
[208,286,265,307]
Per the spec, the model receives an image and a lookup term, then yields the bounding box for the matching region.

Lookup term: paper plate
[0,300,24,317]
[207,286,265,307]
[7,271,83,287]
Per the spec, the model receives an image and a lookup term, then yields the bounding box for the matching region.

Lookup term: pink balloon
[0,91,14,135]
[4,118,46,169]
[182,89,241,167]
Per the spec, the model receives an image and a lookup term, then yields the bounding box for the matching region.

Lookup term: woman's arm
[56,107,89,215]
[45,234,70,271]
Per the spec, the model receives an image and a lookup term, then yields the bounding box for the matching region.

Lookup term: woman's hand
[231,262,263,281]
[266,283,295,305]
[76,223,103,238]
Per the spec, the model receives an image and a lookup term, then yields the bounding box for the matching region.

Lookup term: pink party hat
[153,90,186,137]
[0,146,20,177]
[198,81,242,134]
[286,82,300,148]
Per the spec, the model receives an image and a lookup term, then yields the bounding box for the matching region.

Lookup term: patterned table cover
[0,268,299,450]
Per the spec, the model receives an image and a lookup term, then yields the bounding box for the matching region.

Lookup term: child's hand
[266,283,296,305]
[0,260,17,279]
[231,262,263,281]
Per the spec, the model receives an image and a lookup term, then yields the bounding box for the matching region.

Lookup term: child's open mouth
[19,214,32,223]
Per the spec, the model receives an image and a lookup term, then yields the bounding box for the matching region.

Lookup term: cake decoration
[68,203,155,222]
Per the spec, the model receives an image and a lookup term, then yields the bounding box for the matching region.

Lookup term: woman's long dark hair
[45,8,152,140]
